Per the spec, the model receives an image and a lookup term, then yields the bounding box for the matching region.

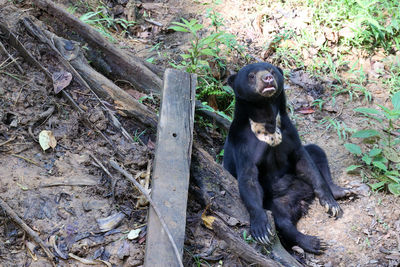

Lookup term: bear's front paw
[319,195,342,217]
[250,214,274,245]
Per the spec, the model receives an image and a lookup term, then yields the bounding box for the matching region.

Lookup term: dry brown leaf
[52,71,72,94]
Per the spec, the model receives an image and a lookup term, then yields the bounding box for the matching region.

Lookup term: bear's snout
[256,70,276,96]
[262,73,274,84]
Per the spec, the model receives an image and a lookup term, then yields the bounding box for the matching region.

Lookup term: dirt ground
[0,0,400,266]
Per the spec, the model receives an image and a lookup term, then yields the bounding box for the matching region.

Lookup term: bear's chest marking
[249,115,282,147]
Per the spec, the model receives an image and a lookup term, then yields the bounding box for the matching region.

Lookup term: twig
[89,153,118,201]
[144,18,163,27]
[0,40,24,74]
[0,136,16,147]
[68,253,111,267]
[14,83,27,106]
[38,182,97,188]
[11,154,40,167]
[109,159,184,267]
[0,197,56,266]
[28,105,55,142]
[144,159,151,189]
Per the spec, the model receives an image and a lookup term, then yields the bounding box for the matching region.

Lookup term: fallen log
[21,17,158,129]
[202,212,281,267]
[32,0,232,131]
[32,0,163,94]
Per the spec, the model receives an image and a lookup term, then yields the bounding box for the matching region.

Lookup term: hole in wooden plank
[172,133,177,137]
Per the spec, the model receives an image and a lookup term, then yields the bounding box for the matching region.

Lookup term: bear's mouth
[261,86,275,93]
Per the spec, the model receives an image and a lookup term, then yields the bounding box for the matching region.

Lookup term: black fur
[223,62,350,254]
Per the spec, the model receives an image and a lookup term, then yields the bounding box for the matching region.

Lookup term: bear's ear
[227,74,237,88]
[276,67,284,76]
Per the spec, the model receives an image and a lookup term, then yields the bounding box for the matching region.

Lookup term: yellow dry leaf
[201,211,215,230]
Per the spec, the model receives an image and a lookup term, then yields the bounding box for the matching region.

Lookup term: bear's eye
[248,73,255,79]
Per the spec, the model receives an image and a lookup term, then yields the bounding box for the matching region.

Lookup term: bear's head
[228,62,284,102]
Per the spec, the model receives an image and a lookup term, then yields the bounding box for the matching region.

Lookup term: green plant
[345,91,400,195]
[385,63,400,94]
[309,0,400,51]
[323,64,372,105]
[205,1,224,32]
[67,5,78,14]
[216,149,224,163]
[169,17,240,119]
[169,19,221,72]
[133,129,146,143]
[320,117,355,140]
[80,6,136,42]
[242,230,255,244]
[271,46,304,70]
[184,248,211,267]
[138,94,156,105]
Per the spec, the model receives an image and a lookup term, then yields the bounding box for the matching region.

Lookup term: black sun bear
[223,62,353,254]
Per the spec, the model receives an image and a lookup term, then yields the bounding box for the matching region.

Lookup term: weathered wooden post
[144,69,196,266]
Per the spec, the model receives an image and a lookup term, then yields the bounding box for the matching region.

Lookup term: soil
[0,0,399,267]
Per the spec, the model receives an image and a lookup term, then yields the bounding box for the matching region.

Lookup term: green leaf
[362,154,372,165]
[378,104,393,117]
[191,23,204,33]
[180,54,191,59]
[388,183,400,196]
[187,19,198,26]
[369,181,385,191]
[369,148,382,157]
[346,165,362,172]
[392,91,400,111]
[171,21,188,27]
[372,161,387,171]
[352,129,381,138]
[344,143,362,155]
[383,147,400,163]
[386,171,400,183]
[222,85,233,94]
[169,25,189,32]
[354,107,382,115]
[199,48,216,56]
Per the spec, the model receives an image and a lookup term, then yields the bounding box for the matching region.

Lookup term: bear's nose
[262,73,274,84]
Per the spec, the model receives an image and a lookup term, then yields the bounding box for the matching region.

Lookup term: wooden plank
[144,68,196,266]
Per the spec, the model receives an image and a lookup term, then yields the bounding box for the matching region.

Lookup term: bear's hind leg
[272,202,326,254]
[305,144,354,199]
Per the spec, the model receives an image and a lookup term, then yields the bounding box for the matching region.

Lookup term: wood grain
[144,69,196,266]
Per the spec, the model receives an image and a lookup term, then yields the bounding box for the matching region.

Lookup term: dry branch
[0,39,23,74]
[0,197,56,266]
